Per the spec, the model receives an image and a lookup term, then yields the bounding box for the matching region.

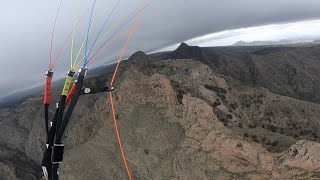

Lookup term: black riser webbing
[51,69,87,180]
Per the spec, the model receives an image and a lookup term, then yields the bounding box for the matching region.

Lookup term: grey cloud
[1,0,320,99]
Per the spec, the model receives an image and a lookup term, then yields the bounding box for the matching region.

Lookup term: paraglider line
[73,2,146,68]
[73,6,107,69]
[87,0,121,61]
[70,0,82,70]
[109,92,132,180]
[85,0,151,68]
[87,28,130,67]
[83,0,97,68]
[50,5,92,70]
[49,0,63,69]
[110,7,144,86]
[107,4,147,180]
[74,27,130,70]
[74,8,135,68]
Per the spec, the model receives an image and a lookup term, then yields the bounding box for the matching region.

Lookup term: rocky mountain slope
[160,43,320,104]
[1,45,320,179]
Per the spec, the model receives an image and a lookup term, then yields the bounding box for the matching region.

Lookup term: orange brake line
[83,28,130,69]
[108,6,145,180]
[110,4,146,86]
[109,92,132,180]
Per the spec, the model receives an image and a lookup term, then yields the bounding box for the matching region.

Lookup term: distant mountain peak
[168,42,207,62]
[233,40,246,45]
[131,51,147,57]
[175,42,202,54]
[176,42,201,50]
[178,42,190,48]
[128,51,148,61]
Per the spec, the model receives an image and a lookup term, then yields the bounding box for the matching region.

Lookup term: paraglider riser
[51,144,64,163]
[44,71,53,105]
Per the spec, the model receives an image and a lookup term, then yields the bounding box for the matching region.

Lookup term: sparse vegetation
[144,149,150,155]
[280,128,284,133]
[244,133,249,138]
[226,114,233,119]
[262,137,267,142]
[240,93,265,108]
[236,143,243,148]
[266,140,271,145]
[213,101,221,107]
[265,111,274,117]
[251,135,259,143]
[292,123,297,129]
[205,84,227,101]
[267,125,277,133]
[256,99,263,104]
[248,124,256,129]
[204,84,227,94]
[271,141,279,146]
[230,103,238,109]
[312,132,318,139]
[219,117,229,123]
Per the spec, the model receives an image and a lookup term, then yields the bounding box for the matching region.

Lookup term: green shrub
[213,101,221,107]
[204,84,227,94]
[312,132,318,139]
[249,124,256,129]
[144,149,150,155]
[271,141,279,146]
[226,114,233,119]
[236,143,243,148]
[262,137,267,142]
[251,135,259,143]
[230,103,237,109]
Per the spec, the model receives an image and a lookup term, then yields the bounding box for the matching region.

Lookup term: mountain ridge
[154,42,320,104]
[1,44,320,179]
[232,39,320,46]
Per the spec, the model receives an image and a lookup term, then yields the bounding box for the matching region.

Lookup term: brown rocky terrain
[160,43,320,104]
[1,46,320,179]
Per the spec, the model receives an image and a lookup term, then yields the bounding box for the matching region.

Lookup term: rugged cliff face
[1,48,320,179]
[161,43,320,104]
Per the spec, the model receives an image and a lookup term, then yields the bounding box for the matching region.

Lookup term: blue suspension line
[86,0,121,63]
[83,0,97,68]
[87,1,152,65]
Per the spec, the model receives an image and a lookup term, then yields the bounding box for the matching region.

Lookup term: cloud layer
[1,0,320,99]
[156,19,320,52]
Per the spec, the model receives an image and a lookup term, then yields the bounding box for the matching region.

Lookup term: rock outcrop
[284,140,320,171]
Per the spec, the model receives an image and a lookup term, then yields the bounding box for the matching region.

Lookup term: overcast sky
[1,0,320,100]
